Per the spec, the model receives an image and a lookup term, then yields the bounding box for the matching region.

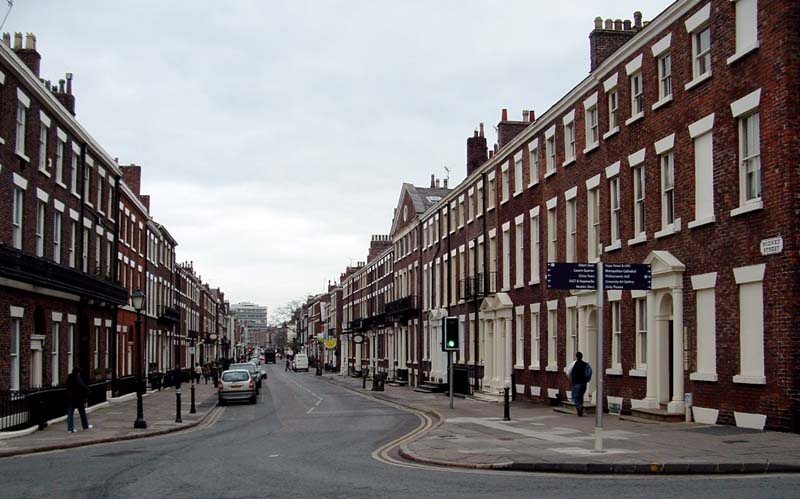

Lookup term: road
[1,364,798,498]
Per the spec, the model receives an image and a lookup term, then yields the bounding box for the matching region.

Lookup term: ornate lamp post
[131,289,147,429]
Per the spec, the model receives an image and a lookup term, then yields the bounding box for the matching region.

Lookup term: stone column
[668,287,685,414]
[504,316,513,388]
[644,291,659,408]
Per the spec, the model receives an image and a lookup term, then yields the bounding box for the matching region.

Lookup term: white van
[292,354,309,372]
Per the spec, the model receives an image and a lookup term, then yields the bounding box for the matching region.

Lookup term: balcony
[385,295,418,320]
[0,245,127,305]
[158,305,181,325]
[458,272,497,301]
[347,318,364,332]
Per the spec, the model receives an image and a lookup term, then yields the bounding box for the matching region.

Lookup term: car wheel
[250,396,257,404]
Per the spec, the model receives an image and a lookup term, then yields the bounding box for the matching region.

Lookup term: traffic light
[441,317,459,351]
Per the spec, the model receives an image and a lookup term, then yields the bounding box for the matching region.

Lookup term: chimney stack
[466,122,488,177]
[589,12,644,72]
[430,174,435,188]
[10,32,41,77]
[56,73,76,115]
[497,108,529,149]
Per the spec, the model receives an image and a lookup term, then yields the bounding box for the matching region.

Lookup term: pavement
[0,381,219,458]
[321,373,800,474]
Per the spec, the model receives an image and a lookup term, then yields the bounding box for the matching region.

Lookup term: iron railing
[0,381,109,432]
[458,271,497,301]
[385,295,418,317]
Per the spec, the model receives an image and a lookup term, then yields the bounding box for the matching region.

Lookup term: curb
[0,398,220,459]
[320,376,800,475]
[397,445,800,475]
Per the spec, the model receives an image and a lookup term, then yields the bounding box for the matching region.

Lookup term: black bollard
[362,367,367,390]
[175,389,182,423]
[503,387,511,421]
[190,383,197,414]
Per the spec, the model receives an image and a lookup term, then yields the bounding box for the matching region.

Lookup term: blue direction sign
[546,263,598,290]
[603,263,652,290]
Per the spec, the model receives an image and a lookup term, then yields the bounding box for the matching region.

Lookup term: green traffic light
[447,340,455,347]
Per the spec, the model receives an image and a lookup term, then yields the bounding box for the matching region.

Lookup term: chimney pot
[501,108,508,121]
[24,33,35,50]
[489,150,494,159]
[435,178,440,188]
[522,109,529,122]
[634,11,643,28]
[2,33,10,46]
[594,17,603,29]
[473,129,478,137]
[13,32,22,49]
[623,19,632,30]
[443,178,448,188]
[430,174,435,188]
[529,110,536,122]
[479,122,484,137]
[614,19,623,30]
[604,19,613,30]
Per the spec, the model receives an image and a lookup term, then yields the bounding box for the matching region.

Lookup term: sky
[6,0,672,319]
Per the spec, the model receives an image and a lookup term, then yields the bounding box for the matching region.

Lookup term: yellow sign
[324,339,337,349]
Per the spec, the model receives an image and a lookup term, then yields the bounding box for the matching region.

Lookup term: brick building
[317,0,799,432]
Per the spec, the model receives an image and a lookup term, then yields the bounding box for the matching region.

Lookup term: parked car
[218,369,256,405]
[292,353,309,372]
[264,348,276,364]
[229,362,261,390]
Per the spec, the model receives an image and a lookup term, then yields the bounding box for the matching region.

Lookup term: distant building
[230,301,268,334]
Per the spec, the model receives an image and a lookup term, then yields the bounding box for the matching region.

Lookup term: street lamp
[316,334,324,376]
[131,289,147,429]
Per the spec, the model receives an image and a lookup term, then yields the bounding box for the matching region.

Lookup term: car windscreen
[230,364,256,372]
[222,371,250,382]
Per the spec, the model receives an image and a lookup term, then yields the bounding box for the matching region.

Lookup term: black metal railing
[348,318,364,331]
[0,381,109,432]
[116,375,139,396]
[385,295,418,316]
[158,305,181,324]
[458,272,497,301]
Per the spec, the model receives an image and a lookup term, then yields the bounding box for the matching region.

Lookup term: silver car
[218,369,257,405]
[229,362,261,390]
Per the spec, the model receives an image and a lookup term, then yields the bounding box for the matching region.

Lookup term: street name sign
[603,263,652,290]
[546,263,597,290]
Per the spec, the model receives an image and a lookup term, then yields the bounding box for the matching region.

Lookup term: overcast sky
[8,0,671,319]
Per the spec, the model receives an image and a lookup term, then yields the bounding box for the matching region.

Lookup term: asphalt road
[1,364,798,498]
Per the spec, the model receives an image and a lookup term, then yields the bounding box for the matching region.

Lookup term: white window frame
[513,153,523,196]
[546,300,558,371]
[586,174,601,261]
[730,89,762,216]
[38,112,51,174]
[628,149,647,245]
[529,207,540,285]
[562,110,576,166]
[15,89,30,161]
[36,198,46,257]
[603,73,619,138]
[52,321,61,386]
[501,223,511,291]
[546,197,557,263]
[629,71,644,122]
[529,304,540,369]
[733,264,766,385]
[634,295,647,371]
[10,309,24,391]
[727,0,759,65]
[583,92,599,153]
[685,3,712,89]
[514,216,524,288]
[688,113,716,229]
[514,307,525,368]
[487,172,496,210]
[611,298,622,370]
[651,33,673,109]
[605,162,621,251]
[12,183,25,250]
[690,273,718,382]
[53,204,63,264]
[501,165,510,204]
[565,187,577,262]
[544,126,556,176]
[528,139,539,187]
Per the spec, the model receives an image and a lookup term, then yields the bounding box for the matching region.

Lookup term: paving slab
[322,373,800,474]
[0,382,219,458]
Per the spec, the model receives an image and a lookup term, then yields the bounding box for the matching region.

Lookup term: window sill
[651,95,673,111]
[513,190,522,198]
[627,233,647,246]
[0,137,4,145]
[15,151,30,163]
[688,215,715,229]
[544,170,556,180]
[583,142,599,155]
[500,199,509,206]
[727,41,759,66]
[605,240,622,253]
[602,127,619,140]
[528,363,540,371]
[501,287,510,293]
[690,372,718,382]
[458,224,465,230]
[528,279,540,286]
[56,181,67,190]
[625,113,644,127]
[545,364,558,372]
[684,71,712,92]
[628,369,646,377]
[38,167,51,178]
[730,200,762,217]
[733,374,766,385]
[606,367,623,376]
[562,158,576,168]
[528,179,539,189]
[71,190,80,200]
[85,201,94,209]
[514,364,525,370]
[487,206,495,212]
[654,218,681,239]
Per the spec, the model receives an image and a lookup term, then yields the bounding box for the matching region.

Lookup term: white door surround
[429,308,448,382]
[479,293,514,395]
[643,251,686,414]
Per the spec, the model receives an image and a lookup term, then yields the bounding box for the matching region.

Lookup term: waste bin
[372,372,386,391]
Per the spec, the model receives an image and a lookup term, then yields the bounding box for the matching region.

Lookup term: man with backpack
[566,352,592,417]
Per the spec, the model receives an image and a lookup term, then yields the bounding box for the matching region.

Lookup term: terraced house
[0,33,235,429]
[324,0,799,432]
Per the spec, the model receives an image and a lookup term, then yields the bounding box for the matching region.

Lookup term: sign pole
[594,260,605,452]
[449,351,454,409]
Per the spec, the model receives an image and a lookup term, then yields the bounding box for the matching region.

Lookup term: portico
[478,293,513,397]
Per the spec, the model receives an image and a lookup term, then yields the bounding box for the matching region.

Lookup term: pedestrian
[194,363,202,384]
[566,352,592,417]
[202,364,209,384]
[65,367,93,433]
[285,358,290,372]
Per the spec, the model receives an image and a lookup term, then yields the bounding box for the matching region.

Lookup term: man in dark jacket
[66,367,93,432]
[568,352,593,417]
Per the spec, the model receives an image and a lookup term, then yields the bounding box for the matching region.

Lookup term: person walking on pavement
[65,367,93,433]
[285,358,291,372]
[566,352,592,417]
[194,363,202,384]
